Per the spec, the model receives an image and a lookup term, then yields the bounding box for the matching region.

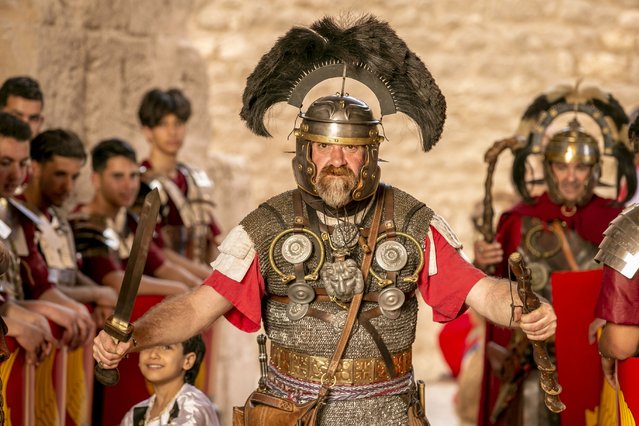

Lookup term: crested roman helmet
[240,15,446,207]
[512,83,635,209]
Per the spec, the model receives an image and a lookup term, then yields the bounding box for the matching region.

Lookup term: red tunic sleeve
[144,241,166,276]
[203,255,265,332]
[18,218,53,300]
[595,265,639,325]
[80,252,123,285]
[418,227,485,323]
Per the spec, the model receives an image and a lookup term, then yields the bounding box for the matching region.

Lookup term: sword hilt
[95,316,134,386]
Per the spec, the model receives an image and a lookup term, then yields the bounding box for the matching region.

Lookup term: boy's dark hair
[0,112,32,141]
[91,138,137,173]
[138,88,191,128]
[182,334,206,385]
[0,76,44,107]
[30,129,86,164]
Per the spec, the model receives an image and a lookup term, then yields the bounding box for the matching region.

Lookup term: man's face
[94,156,140,209]
[33,155,83,207]
[142,113,186,157]
[0,136,29,197]
[2,95,44,137]
[550,161,592,203]
[311,142,365,208]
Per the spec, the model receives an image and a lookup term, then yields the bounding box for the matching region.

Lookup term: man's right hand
[92,330,133,369]
[5,317,55,365]
[473,240,504,270]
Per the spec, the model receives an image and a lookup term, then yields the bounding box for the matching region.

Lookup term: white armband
[209,225,256,282]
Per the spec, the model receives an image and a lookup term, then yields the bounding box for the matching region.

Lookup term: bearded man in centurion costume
[474,85,636,426]
[92,15,557,425]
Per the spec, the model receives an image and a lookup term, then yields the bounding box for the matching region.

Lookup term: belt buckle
[320,372,337,387]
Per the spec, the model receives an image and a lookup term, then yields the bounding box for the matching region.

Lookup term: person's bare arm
[93,285,232,368]
[153,260,202,288]
[38,287,95,347]
[101,270,189,295]
[59,271,118,305]
[465,276,557,341]
[599,323,639,360]
[162,248,212,280]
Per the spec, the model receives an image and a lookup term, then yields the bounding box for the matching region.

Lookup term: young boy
[120,334,219,425]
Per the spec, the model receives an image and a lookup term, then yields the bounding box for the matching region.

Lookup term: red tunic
[203,227,484,333]
[13,200,54,300]
[494,192,621,276]
[595,265,639,326]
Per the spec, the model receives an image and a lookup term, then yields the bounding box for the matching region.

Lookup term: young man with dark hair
[70,138,199,295]
[0,76,44,137]
[9,129,105,349]
[137,88,220,278]
[0,112,54,365]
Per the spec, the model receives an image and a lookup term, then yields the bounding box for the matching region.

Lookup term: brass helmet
[512,83,635,205]
[293,95,384,201]
[542,119,601,206]
[240,15,446,209]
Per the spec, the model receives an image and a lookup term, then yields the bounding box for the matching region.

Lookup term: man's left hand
[519,302,557,341]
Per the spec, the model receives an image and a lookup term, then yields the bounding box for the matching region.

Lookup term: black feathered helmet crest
[240,15,446,207]
[512,83,635,211]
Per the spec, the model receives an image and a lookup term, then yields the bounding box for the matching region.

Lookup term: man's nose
[328,146,347,166]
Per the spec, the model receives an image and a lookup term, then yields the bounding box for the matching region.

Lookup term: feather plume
[240,15,446,151]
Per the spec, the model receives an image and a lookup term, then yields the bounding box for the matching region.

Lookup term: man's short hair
[138,88,191,128]
[0,112,32,141]
[30,129,86,164]
[182,334,206,385]
[91,138,137,173]
[0,76,44,107]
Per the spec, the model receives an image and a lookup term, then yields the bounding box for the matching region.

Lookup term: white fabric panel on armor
[209,225,256,282]
[428,213,473,276]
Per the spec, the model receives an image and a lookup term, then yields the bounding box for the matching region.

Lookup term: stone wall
[2,0,638,422]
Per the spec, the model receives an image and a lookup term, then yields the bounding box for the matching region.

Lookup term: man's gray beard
[315,170,357,208]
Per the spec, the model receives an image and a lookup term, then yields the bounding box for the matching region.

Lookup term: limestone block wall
[2,0,638,423]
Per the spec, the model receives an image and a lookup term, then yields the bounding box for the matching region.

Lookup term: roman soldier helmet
[512,83,635,208]
[240,15,446,206]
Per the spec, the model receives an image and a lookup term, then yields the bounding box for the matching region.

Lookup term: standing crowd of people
[2,13,639,426]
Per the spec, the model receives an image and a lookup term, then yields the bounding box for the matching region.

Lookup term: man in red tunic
[136,88,220,277]
[474,86,635,426]
[594,114,639,422]
[70,138,199,295]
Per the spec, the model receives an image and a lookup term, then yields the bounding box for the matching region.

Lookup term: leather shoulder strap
[314,186,386,404]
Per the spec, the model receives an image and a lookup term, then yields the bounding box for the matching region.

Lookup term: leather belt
[269,343,412,386]
[268,288,416,305]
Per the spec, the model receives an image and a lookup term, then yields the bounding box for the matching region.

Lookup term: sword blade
[112,188,161,325]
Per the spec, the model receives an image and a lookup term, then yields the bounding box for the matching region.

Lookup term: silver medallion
[527,262,550,292]
[287,282,315,304]
[281,234,313,264]
[286,303,309,321]
[375,241,408,272]
[331,222,360,249]
[378,287,405,311]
